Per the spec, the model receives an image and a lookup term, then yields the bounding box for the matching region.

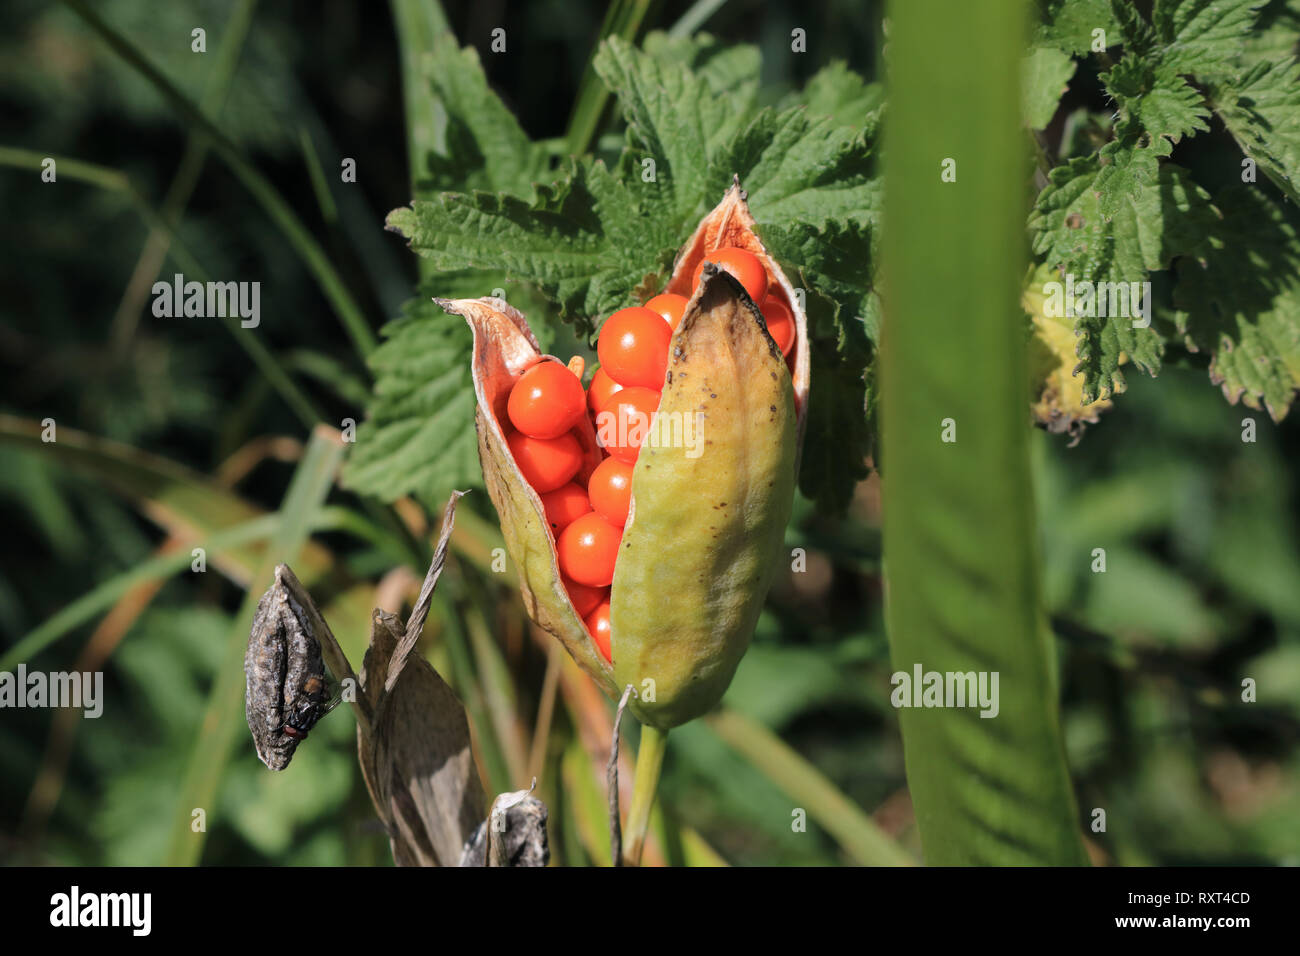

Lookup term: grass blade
[705,708,915,866]
[562,0,657,156]
[59,0,377,358]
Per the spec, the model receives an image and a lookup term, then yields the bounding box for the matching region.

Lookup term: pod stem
[621,723,668,867]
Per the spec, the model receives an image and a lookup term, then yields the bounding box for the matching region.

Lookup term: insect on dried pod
[244,568,334,771]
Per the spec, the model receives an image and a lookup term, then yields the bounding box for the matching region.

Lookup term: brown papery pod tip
[438,295,617,698]
[667,176,810,451]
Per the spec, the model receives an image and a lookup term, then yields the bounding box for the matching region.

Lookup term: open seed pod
[446,180,809,729]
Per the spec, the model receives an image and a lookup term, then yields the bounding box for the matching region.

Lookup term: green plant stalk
[60,0,377,358]
[705,709,915,866]
[667,0,728,38]
[563,0,658,157]
[880,0,1087,864]
[163,428,346,865]
[621,723,668,866]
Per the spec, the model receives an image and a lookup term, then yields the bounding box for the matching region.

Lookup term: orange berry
[597,307,671,389]
[588,457,633,527]
[584,602,612,662]
[557,512,621,587]
[507,430,583,493]
[691,246,768,303]
[507,359,586,439]
[594,386,660,464]
[645,293,690,332]
[564,578,608,619]
[587,366,624,415]
[760,295,796,357]
[539,482,591,535]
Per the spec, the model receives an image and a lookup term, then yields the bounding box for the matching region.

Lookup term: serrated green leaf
[388,161,678,330]
[1210,58,1300,205]
[1023,45,1077,129]
[1030,152,1219,398]
[1036,0,1122,53]
[342,295,481,501]
[1174,187,1300,418]
[784,60,886,129]
[1154,0,1267,76]
[1094,128,1170,219]
[593,35,749,228]
[640,31,761,107]
[418,35,550,197]
[1240,0,1300,60]
[1103,56,1210,143]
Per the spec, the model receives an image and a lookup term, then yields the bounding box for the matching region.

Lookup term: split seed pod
[448,180,809,728]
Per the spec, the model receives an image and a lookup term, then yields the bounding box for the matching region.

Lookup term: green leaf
[640,30,761,106]
[418,34,550,197]
[594,35,750,227]
[1023,45,1077,129]
[784,60,886,128]
[1029,150,1219,398]
[1210,57,1300,205]
[1036,0,1121,53]
[342,294,481,501]
[1154,0,1267,76]
[388,161,677,330]
[1174,186,1300,418]
[1103,56,1210,143]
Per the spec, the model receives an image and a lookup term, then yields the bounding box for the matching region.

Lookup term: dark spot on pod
[666,371,673,384]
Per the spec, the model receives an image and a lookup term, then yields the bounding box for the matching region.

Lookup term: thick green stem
[621,724,668,866]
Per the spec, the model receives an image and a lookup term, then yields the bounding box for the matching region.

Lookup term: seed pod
[244,572,330,770]
[449,181,808,728]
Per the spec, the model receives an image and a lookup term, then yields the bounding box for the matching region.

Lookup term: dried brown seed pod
[244,570,330,771]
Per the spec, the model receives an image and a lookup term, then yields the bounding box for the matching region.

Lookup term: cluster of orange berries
[497,247,795,663]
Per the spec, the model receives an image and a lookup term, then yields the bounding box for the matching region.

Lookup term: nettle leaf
[419,35,550,197]
[640,31,761,106]
[1029,152,1219,399]
[1110,0,1160,55]
[1103,56,1210,143]
[1174,187,1300,418]
[1210,57,1300,205]
[1023,45,1077,129]
[344,292,480,502]
[594,35,751,227]
[1153,0,1267,77]
[783,60,886,128]
[1239,0,1300,60]
[1036,0,1122,53]
[1093,128,1170,220]
[388,162,678,332]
